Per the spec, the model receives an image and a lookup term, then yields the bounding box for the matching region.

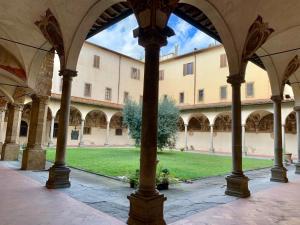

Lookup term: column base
[21,148,46,170]
[0,142,3,158]
[270,166,288,183]
[1,143,20,161]
[46,165,71,189]
[295,163,300,174]
[78,142,84,147]
[225,173,250,198]
[127,193,166,225]
[209,148,215,153]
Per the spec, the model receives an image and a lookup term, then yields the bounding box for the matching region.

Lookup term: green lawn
[46,148,273,180]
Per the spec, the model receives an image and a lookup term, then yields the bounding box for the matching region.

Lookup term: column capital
[294,106,300,112]
[134,27,174,48]
[59,69,77,79]
[31,94,49,103]
[10,103,23,111]
[227,74,245,86]
[271,95,283,103]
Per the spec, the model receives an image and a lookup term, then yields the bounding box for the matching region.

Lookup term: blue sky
[88,14,218,59]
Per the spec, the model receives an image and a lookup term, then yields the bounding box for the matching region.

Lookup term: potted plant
[284,153,293,164]
[156,167,178,190]
[129,169,139,188]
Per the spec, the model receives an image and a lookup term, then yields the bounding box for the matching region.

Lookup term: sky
[88,14,218,60]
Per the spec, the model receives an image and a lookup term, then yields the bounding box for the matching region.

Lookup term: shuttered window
[246,82,254,97]
[93,55,100,68]
[183,62,194,75]
[179,92,184,103]
[220,86,227,100]
[105,87,112,101]
[131,67,140,80]
[220,54,227,68]
[84,83,92,97]
[198,89,204,102]
[159,70,164,80]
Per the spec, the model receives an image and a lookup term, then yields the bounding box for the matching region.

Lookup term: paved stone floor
[1,161,300,225]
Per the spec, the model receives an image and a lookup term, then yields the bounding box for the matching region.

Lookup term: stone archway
[244,110,274,156]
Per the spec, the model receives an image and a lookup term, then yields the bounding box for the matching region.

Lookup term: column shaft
[270,96,288,182]
[1,103,22,161]
[46,69,77,189]
[210,125,214,152]
[79,119,84,146]
[242,125,246,156]
[105,121,110,146]
[225,74,250,198]
[295,109,300,173]
[184,124,188,150]
[49,116,55,147]
[22,95,48,170]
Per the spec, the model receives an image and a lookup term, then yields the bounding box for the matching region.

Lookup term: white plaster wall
[244,133,274,156]
[213,132,232,153]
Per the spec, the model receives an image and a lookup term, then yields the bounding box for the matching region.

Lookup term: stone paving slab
[0,164,125,225]
[4,161,299,224]
[171,175,300,225]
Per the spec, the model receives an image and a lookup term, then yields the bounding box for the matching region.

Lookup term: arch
[110,112,123,129]
[85,110,108,128]
[19,120,28,137]
[245,110,273,133]
[66,0,126,70]
[187,113,210,132]
[55,106,82,126]
[285,111,296,134]
[179,0,240,74]
[177,116,185,132]
[213,112,232,132]
[21,103,32,123]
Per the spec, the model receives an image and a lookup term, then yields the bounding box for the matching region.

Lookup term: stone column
[0,108,6,155]
[270,95,288,182]
[105,120,110,146]
[184,123,188,150]
[127,28,172,225]
[225,74,250,198]
[79,119,84,147]
[282,124,286,155]
[48,116,55,147]
[295,107,300,173]
[1,103,23,161]
[46,69,77,189]
[21,95,49,170]
[209,124,215,153]
[242,124,247,156]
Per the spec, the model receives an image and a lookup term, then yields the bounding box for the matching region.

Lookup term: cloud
[88,14,218,59]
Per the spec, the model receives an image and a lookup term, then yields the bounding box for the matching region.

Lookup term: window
[220,54,227,68]
[246,82,254,97]
[53,123,59,138]
[105,87,112,101]
[84,83,92,97]
[19,120,28,137]
[179,92,184,103]
[124,92,129,103]
[59,78,63,92]
[159,70,164,80]
[93,55,100,68]
[198,89,204,102]
[83,127,91,135]
[183,62,194,75]
[115,128,123,136]
[139,95,143,105]
[220,86,227,100]
[131,67,140,80]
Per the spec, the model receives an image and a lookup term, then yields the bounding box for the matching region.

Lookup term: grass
[46,148,273,180]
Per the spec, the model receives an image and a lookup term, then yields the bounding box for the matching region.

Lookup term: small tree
[123,100,142,146]
[123,98,179,150]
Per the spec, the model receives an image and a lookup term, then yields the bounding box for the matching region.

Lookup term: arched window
[19,120,28,137]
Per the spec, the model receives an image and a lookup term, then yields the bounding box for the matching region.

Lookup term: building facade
[2,41,296,158]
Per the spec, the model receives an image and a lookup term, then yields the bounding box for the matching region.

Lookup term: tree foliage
[123,98,180,150]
